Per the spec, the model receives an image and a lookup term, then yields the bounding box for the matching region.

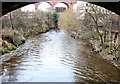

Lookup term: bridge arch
[2,1,120,16]
[60,2,69,8]
[46,2,52,6]
[38,2,52,11]
[54,2,69,12]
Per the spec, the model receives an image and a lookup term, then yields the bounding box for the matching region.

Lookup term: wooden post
[118,15,120,29]
[9,12,14,30]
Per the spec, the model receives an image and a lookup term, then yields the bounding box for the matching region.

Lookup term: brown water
[1,30,119,83]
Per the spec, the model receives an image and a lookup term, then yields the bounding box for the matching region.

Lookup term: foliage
[2,41,16,54]
[6,9,51,38]
[53,12,59,28]
[82,4,120,61]
[59,2,120,63]
[46,12,59,29]
[59,7,81,30]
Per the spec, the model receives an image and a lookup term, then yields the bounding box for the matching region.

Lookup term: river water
[1,30,119,83]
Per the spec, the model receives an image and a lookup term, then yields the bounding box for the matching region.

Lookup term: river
[1,30,119,83]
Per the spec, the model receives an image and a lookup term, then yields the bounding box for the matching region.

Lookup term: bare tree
[85,6,104,44]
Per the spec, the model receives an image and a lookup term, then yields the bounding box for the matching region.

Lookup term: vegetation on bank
[1,8,59,55]
[59,4,120,67]
[59,7,81,30]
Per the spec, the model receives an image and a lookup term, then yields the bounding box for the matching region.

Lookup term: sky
[21,4,36,12]
[38,2,52,11]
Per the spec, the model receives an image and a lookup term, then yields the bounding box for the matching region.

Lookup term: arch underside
[60,2,69,8]
[46,2,52,6]
[1,2,120,16]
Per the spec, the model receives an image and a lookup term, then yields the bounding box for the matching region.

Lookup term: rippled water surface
[2,30,119,83]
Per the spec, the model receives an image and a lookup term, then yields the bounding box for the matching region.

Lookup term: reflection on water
[2,30,119,83]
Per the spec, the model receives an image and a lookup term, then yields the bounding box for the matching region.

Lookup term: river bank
[68,29,120,69]
[0,21,51,56]
[0,28,60,64]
